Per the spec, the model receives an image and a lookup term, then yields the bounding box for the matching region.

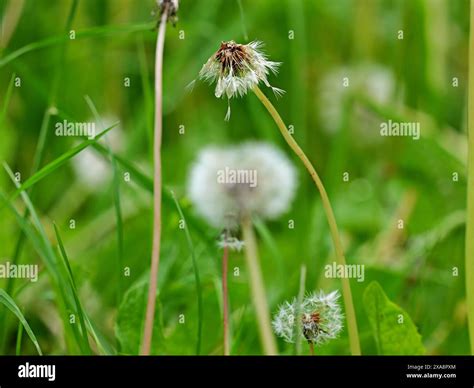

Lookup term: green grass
[53,223,92,355]
[0,289,42,355]
[9,123,119,198]
[170,190,203,355]
[0,0,470,355]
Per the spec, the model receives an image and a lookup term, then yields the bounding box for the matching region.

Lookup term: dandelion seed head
[272,290,344,346]
[158,0,178,15]
[187,142,297,229]
[217,235,245,251]
[72,115,122,188]
[157,0,178,24]
[319,64,395,133]
[199,40,283,101]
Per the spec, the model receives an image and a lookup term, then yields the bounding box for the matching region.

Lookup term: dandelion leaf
[115,278,165,355]
[363,281,425,355]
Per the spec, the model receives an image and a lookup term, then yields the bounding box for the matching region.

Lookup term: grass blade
[3,164,59,274]
[466,0,474,355]
[0,72,16,130]
[236,0,249,41]
[92,142,152,191]
[0,289,42,355]
[137,36,154,157]
[10,123,119,198]
[84,95,124,304]
[0,23,153,68]
[53,108,214,246]
[170,190,203,355]
[53,223,92,355]
[1,167,81,353]
[15,319,24,355]
[90,142,212,243]
[253,218,286,286]
[111,154,124,303]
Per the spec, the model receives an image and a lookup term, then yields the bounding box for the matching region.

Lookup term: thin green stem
[236,0,248,41]
[15,320,23,356]
[222,236,230,355]
[466,0,474,356]
[241,216,278,355]
[253,86,361,355]
[294,265,306,355]
[0,0,25,52]
[141,7,168,356]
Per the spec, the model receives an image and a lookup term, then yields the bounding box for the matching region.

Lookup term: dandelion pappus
[302,311,329,343]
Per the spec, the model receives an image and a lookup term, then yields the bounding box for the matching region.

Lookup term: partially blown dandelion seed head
[157,0,178,23]
[198,41,284,119]
[217,234,245,252]
[187,142,297,229]
[272,290,343,346]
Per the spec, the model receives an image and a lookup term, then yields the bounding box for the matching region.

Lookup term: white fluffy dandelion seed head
[272,290,344,346]
[72,115,122,188]
[199,41,283,100]
[187,142,297,229]
[272,300,297,343]
[319,64,395,133]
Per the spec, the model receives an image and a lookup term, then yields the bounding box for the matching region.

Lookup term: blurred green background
[0,0,470,355]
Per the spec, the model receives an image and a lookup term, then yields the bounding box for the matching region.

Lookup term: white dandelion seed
[272,290,344,346]
[198,41,285,120]
[187,141,297,230]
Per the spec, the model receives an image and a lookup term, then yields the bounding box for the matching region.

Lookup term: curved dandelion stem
[141,6,168,356]
[252,86,361,356]
[242,215,278,355]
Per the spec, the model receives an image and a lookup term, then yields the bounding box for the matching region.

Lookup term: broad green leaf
[115,278,165,355]
[364,281,425,355]
[0,289,42,355]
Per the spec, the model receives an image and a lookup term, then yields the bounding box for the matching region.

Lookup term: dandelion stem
[252,86,361,356]
[465,0,474,356]
[309,342,314,356]
[222,233,230,355]
[141,6,168,356]
[294,265,306,355]
[241,215,278,355]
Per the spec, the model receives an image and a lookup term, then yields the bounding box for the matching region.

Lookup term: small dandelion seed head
[198,40,284,101]
[272,290,344,346]
[187,142,297,230]
[217,234,245,252]
[319,64,395,133]
[157,0,179,24]
[72,115,122,188]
